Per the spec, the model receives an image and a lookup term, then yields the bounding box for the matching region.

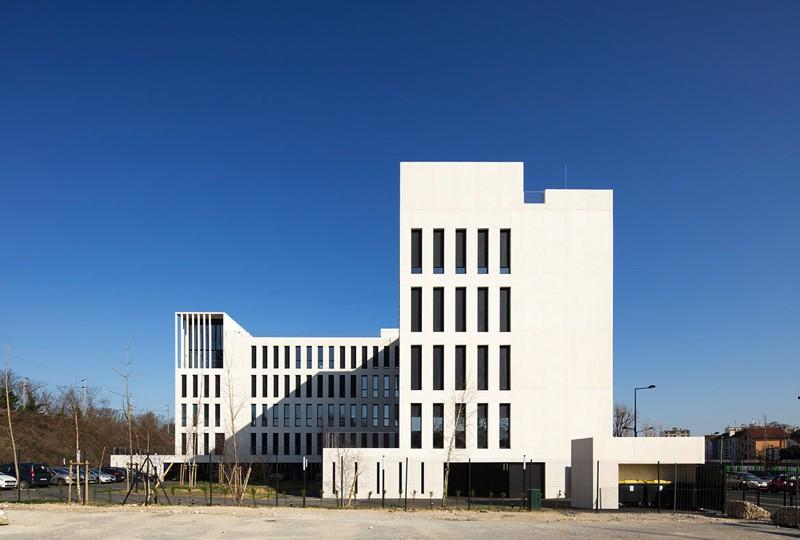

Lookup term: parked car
[752,470,779,482]
[49,467,78,486]
[90,469,115,483]
[100,467,127,482]
[767,475,798,493]
[0,473,18,490]
[0,463,51,489]
[726,472,768,490]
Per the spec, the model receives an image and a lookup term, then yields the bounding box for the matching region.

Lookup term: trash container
[644,480,671,508]
[618,481,645,508]
[528,488,542,510]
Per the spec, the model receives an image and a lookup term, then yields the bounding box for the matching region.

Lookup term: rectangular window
[340,346,346,369]
[262,404,268,427]
[455,228,466,273]
[303,345,309,369]
[500,229,510,273]
[181,433,186,455]
[455,345,466,391]
[350,404,357,427]
[214,404,220,427]
[181,375,187,398]
[316,373,323,398]
[251,375,257,398]
[251,346,257,369]
[283,404,290,427]
[284,346,290,369]
[477,403,488,448]
[283,432,289,455]
[284,375,290,397]
[383,404,390,427]
[383,345,390,368]
[295,432,301,456]
[273,345,279,369]
[192,375,198,397]
[455,287,466,332]
[263,375,268,398]
[351,345,357,369]
[361,375,368,398]
[411,287,422,332]
[273,433,279,455]
[394,344,400,369]
[361,346,368,369]
[329,346,335,369]
[306,403,313,427]
[477,229,488,273]
[328,404,335,427]
[433,287,444,332]
[361,404,368,427]
[394,375,399,397]
[273,405,279,427]
[215,375,220,398]
[410,345,422,390]
[263,346,268,369]
[477,345,488,390]
[411,229,422,273]
[372,374,379,398]
[499,404,511,448]
[455,403,466,449]
[433,345,444,391]
[372,345,379,369]
[295,375,301,397]
[394,404,399,427]
[433,229,444,273]
[317,403,323,427]
[306,375,312,398]
[339,404,346,427]
[432,403,443,449]
[383,374,390,398]
[500,287,510,332]
[478,287,488,332]
[296,345,301,369]
[350,374,356,398]
[307,433,312,455]
[372,404,379,427]
[251,404,257,427]
[181,404,187,427]
[339,374,345,398]
[295,404,301,427]
[410,404,422,449]
[273,375,279,398]
[499,346,511,390]
[250,433,256,456]
[328,374,334,398]
[261,433,268,455]
[318,346,323,369]
[420,462,425,494]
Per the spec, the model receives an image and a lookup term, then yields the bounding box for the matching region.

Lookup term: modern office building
[166,162,704,508]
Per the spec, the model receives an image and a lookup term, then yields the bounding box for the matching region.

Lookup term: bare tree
[112,346,135,491]
[330,437,364,508]
[442,380,477,506]
[613,403,634,437]
[221,362,251,504]
[4,346,20,502]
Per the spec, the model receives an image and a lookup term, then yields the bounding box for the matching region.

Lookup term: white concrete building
[167,162,704,508]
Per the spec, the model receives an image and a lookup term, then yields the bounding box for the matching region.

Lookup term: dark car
[767,475,798,493]
[0,463,51,488]
[101,467,127,482]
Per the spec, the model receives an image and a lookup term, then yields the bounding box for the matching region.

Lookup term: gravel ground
[0,503,794,539]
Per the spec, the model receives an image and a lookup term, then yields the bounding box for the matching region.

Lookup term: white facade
[174,162,704,507]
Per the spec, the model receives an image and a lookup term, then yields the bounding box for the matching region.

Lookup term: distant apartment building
[706,425,792,462]
[164,162,704,509]
[662,427,690,437]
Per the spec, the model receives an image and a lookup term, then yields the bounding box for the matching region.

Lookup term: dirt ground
[0,503,794,539]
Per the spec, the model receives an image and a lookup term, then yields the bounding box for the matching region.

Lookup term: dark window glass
[214,404,220,427]
[432,403,444,448]
[383,346,390,368]
[340,346,346,369]
[433,345,444,391]
[339,374,345,398]
[420,462,425,493]
[263,375,268,398]
[372,345,379,369]
[192,375,198,397]
[455,229,466,273]
[316,373,323,398]
[273,345,279,369]
[250,433,256,455]
[351,345,357,369]
[455,287,466,332]
[262,346,268,369]
[262,404,268,427]
[251,375,257,397]
[273,375,279,397]
[455,346,466,391]
[433,229,444,273]
[500,287,510,332]
[477,404,488,448]
[411,229,422,273]
[295,433,301,455]
[204,374,209,398]
[394,344,400,369]
[455,403,466,448]
[410,345,422,390]
[251,346,257,369]
[284,346,290,369]
[500,229,510,273]
[477,229,488,273]
[477,287,488,332]
[477,346,488,390]
[215,375,220,398]
[410,404,422,449]
[411,288,422,332]
[499,404,511,448]
[328,374,335,398]
[284,432,290,455]
[433,287,444,332]
[181,375,186,398]
[284,375,290,397]
[295,375,301,398]
[306,375,312,398]
[350,374,356,398]
[499,346,511,390]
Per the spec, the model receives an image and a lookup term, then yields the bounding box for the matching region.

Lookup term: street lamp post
[522,454,527,510]
[634,385,656,437]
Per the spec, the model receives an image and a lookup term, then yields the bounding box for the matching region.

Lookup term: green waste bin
[528,489,542,510]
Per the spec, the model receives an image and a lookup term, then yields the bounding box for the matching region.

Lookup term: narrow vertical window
[383,374,390,398]
[340,346,346,369]
[284,346,290,369]
[317,404,323,427]
[432,345,444,391]
[477,287,488,332]
[181,375,187,398]
[372,345,379,369]
[328,374,334,398]
[261,433,268,455]
[499,346,511,390]
[432,403,444,448]
[477,345,488,390]
[433,229,444,273]
[455,229,466,273]
[262,404,268,427]
[477,229,488,273]
[477,403,488,449]
[329,345,335,369]
[433,287,444,332]
[295,432,301,455]
[273,345,279,369]
[251,375,257,398]
[383,345,390,368]
[273,375,279,398]
[307,404,313,427]
[420,462,425,494]
[250,433,256,455]
[361,375,368,398]
[410,404,422,449]
[296,375,301,398]
[361,404,368,427]
[307,375,313,398]
[372,374,378,398]
[411,229,422,273]
[455,403,466,449]
[383,404,390,427]
[316,374,323,398]
[284,375,290,397]
[500,229,510,273]
[410,345,422,390]
[318,346,323,369]
[214,404,220,427]
[307,345,312,369]
[215,375,220,398]
[411,287,422,332]
[251,346,257,369]
[454,345,466,391]
[372,404,379,427]
[263,374,268,398]
[361,346,368,369]
[181,404,187,427]
[263,346,268,369]
[273,405,278,427]
[251,404,257,427]
[339,374,345,398]
[350,404,357,427]
[455,287,466,332]
[351,345,357,369]
[350,374,356,398]
[394,344,400,369]
[500,287,510,332]
[192,375,198,397]
[284,403,290,427]
[499,404,511,448]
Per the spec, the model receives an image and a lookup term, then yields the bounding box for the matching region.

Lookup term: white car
[90,469,115,484]
[0,472,17,489]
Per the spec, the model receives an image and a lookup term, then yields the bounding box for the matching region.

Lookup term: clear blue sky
[1,1,798,435]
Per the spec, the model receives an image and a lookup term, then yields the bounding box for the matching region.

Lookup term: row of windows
[180,374,221,400]
[179,431,399,457]
[411,228,510,274]
[250,344,399,370]
[249,373,400,400]
[410,403,511,449]
[410,287,510,332]
[409,345,511,391]
[249,402,400,429]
